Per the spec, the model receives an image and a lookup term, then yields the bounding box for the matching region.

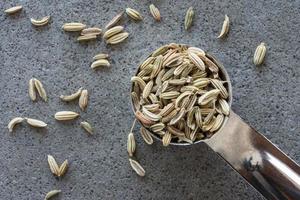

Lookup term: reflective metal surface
[205,111,300,200]
[130,44,300,199]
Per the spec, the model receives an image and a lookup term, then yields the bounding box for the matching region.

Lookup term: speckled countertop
[0,0,299,199]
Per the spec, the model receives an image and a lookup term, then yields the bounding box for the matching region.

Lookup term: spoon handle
[205,111,300,200]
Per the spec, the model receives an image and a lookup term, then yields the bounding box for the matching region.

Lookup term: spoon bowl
[130,44,232,145]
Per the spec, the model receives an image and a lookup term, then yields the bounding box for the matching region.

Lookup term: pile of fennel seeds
[131,43,230,146]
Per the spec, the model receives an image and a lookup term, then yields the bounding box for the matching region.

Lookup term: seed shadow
[29,127,49,136]
[4,11,24,20]
[31,23,52,32]
[90,65,111,74]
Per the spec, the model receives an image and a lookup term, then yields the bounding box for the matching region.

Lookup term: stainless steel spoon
[131,47,300,200]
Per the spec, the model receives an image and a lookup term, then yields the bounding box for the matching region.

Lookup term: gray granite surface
[0,0,299,199]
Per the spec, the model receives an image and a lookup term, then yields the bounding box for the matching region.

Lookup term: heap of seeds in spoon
[131,43,230,146]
